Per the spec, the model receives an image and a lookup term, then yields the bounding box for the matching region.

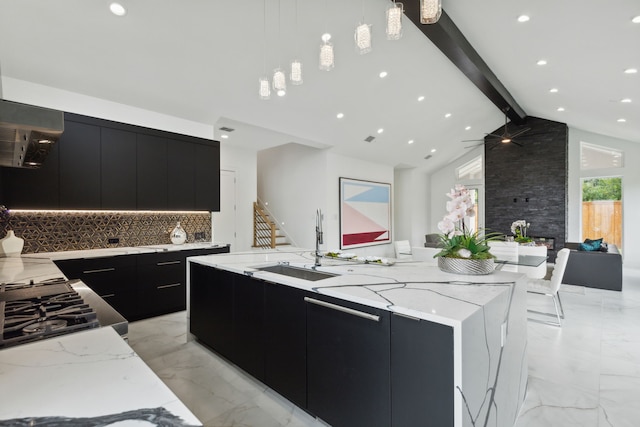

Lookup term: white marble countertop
[189,250,523,326]
[0,326,201,426]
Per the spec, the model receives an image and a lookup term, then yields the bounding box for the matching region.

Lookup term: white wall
[394,168,430,248]
[568,128,640,268]
[257,145,395,257]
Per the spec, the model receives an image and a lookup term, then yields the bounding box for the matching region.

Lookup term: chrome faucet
[315,208,323,267]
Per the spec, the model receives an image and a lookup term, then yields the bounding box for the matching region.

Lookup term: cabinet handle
[101,293,115,299]
[157,261,181,266]
[83,267,116,274]
[304,297,380,322]
[157,283,182,290]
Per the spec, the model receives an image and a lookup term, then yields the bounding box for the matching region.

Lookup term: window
[581,177,622,249]
[456,156,482,180]
[581,142,623,170]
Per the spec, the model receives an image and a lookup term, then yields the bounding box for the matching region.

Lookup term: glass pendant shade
[290,60,303,85]
[386,3,403,40]
[319,39,334,71]
[259,77,271,100]
[420,0,442,24]
[354,23,372,54]
[272,68,286,96]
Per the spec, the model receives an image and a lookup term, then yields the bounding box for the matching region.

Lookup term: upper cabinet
[1,113,220,211]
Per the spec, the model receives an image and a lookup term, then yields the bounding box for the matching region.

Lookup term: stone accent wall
[484,116,568,262]
[1,211,211,253]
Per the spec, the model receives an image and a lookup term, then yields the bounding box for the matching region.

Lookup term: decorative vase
[437,257,494,275]
[170,221,187,245]
[0,230,25,257]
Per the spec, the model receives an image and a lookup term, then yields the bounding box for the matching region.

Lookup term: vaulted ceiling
[0,0,638,173]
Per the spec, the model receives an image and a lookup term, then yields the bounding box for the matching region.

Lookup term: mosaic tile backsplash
[1,211,212,254]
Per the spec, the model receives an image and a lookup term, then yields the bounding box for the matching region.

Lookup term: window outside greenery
[582,177,622,201]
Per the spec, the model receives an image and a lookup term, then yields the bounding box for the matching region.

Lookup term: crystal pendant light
[420,0,442,24]
[319,33,334,71]
[386,2,403,40]
[290,60,303,85]
[354,23,372,54]
[272,68,286,97]
[259,77,271,100]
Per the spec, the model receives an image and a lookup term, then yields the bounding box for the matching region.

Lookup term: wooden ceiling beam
[404,5,527,125]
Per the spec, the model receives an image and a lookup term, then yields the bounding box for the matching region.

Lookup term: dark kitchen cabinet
[1,139,60,209]
[58,120,101,209]
[167,139,195,209]
[390,313,454,427]
[306,294,391,427]
[195,143,220,211]
[264,282,308,409]
[137,251,187,319]
[233,275,265,382]
[101,127,137,209]
[136,134,168,210]
[189,263,235,360]
[55,255,139,320]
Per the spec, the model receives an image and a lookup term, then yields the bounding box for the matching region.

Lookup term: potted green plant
[511,220,533,244]
[434,185,500,274]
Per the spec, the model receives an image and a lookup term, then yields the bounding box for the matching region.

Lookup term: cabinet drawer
[137,251,185,266]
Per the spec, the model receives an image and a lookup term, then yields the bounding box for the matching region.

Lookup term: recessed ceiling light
[417,95,425,102]
[632,16,640,24]
[336,112,344,119]
[621,98,632,103]
[465,126,471,130]
[408,140,414,144]
[431,148,437,153]
[624,68,638,74]
[379,71,388,78]
[536,59,547,66]
[517,15,530,22]
[549,88,559,93]
[444,113,452,118]
[221,134,229,139]
[109,2,126,16]
[617,118,627,123]
[557,107,565,112]
[377,128,384,134]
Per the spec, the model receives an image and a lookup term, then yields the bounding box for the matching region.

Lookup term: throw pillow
[599,242,609,252]
[584,238,603,250]
[578,242,597,251]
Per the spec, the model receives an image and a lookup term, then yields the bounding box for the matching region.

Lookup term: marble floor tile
[128,267,640,427]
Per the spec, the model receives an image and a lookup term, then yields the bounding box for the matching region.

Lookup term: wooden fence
[582,200,622,248]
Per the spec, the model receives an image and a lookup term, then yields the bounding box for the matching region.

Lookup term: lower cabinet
[55,246,229,321]
[306,294,391,427]
[232,275,266,382]
[390,313,454,427]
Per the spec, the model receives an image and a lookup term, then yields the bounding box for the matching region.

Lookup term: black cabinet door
[232,274,265,382]
[137,251,186,318]
[101,127,137,209]
[264,282,308,409]
[136,134,167,210]
[306,294,391,427]
[195,143,220,211]
[167,139,195,210]
[390,313,454,427]
[1,141,60,208]
[189,263,234,360]
[59,120,101,209]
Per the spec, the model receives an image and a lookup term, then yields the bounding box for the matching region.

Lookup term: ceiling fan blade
[509,127,531,138]
[511,140,523,147]
[461,139,485,142]
[486,132,504,138]
[487,141,501,150]
[464,142,484,149]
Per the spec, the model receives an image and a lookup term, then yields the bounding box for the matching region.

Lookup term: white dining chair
[526,248,570,327]
[489,241,519,272]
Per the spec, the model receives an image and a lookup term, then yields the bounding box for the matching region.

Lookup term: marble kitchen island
[187,250,528,427]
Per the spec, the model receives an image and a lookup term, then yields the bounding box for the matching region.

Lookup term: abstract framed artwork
[339,177,391,249]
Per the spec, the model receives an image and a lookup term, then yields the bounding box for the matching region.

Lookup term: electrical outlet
[108,237,120,244]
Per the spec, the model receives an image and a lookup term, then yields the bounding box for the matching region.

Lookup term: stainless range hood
[0,99,64,168]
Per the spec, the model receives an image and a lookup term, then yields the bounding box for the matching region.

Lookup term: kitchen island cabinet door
[232,275,265,382]
[390,313,454,427]
[189,263,234,360]
[101,127,136,209]
[264,282,308,409]
[306,294,391,427]
[136,134,167,210]
[59,120,101,209]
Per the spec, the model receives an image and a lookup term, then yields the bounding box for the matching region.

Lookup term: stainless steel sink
[255,264,338,281]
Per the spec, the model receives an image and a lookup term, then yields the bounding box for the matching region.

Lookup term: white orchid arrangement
[510,219,532,243]
[435,185,499,260]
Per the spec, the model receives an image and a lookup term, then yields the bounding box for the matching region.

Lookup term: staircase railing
[253,202,277,249]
